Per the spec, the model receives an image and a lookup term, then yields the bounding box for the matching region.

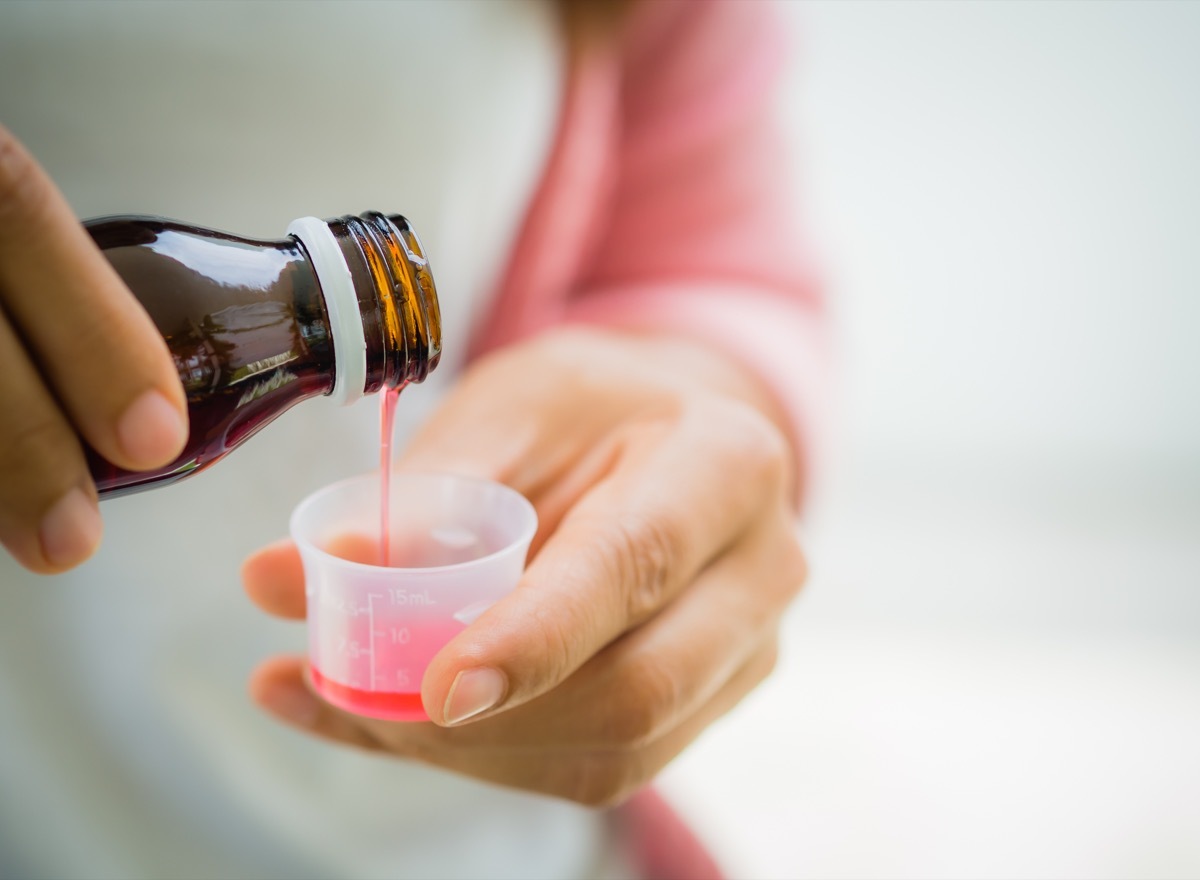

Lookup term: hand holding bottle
[242,326,808,806]
[0,127,187,573]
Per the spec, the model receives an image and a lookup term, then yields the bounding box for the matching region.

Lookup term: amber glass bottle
[85,212,441,497]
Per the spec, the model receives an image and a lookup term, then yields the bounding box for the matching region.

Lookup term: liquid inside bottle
[86,212,441,497]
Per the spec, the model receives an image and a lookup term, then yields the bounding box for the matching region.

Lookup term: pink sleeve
[564,0,831,493]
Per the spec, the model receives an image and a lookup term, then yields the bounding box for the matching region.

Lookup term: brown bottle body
[85,213,440,498]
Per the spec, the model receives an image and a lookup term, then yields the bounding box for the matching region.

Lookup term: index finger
[242,533,385,620]
[421,400,790,726]
[0,125,187,473]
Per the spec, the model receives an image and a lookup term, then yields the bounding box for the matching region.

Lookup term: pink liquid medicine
[314,381,422,715]
[378,383,405,568]
[299,472,535,724]
[311,614,467,722]
[308,385,468,722]
[306,527,478,722]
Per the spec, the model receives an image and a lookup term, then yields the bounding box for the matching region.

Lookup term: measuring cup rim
[289,469,538,574]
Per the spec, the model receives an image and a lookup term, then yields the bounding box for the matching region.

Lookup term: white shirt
[0,3,620,878]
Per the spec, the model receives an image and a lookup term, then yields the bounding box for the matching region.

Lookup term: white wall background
[795,0,1200,479]
[661,3,1200,877]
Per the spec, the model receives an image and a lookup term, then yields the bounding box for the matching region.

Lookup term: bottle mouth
[351,212,442,388]
[343,211,441,386]
[289,212,443,401]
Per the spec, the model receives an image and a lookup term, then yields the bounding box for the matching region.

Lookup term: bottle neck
[288,212,441,404]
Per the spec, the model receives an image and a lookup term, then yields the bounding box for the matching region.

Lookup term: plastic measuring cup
[290,471,537,722]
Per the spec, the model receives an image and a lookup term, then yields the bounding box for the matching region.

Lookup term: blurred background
[659,2,1200,877]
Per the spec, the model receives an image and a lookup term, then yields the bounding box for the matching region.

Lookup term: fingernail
[266,680,320,727]
[443,667,507,725]
[117,389,187,466]
[40,487,103,568]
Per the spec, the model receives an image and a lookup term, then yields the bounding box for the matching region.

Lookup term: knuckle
[534,329,609,386]
[540,325,605,357]
[532,598,589,687]
[603,656,682,748]
[0,411,80,494]
[524,327,583,369]
[696,397,790,492]
[742,639,782,698]
[780,536,809,601]
[608,513,686,621]
[64,298,158,381]
[750,525,808,613]
[723,402,791,492]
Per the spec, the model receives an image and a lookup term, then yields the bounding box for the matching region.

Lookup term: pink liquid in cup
[292,473,536,723]
[310,603,467,721]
